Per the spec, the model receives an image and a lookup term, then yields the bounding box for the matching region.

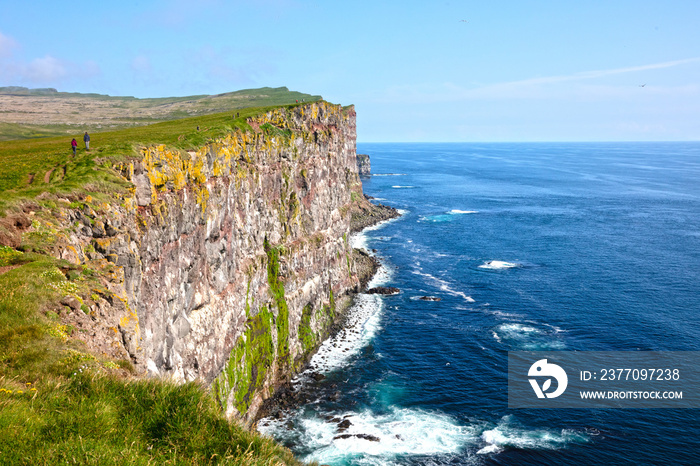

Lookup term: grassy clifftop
[0,97,326,211]
[0,92,327,464]
[0,86,322,141]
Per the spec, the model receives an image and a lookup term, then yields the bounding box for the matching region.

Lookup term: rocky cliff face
[356,153,371,176]
[43,102,370,423]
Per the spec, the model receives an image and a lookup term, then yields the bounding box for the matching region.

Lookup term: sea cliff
[23,101,395,424]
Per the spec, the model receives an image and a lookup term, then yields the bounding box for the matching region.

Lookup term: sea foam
[411,269,475,303]
[491,322,566,350]
[477,415,589,455]
[478,260,520,270]
[270,408,480,465]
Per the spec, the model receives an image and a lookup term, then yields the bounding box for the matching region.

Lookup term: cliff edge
[1,101,396,425]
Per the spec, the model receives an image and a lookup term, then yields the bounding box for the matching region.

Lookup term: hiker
[71,138,77,155]
[84,132,90,150]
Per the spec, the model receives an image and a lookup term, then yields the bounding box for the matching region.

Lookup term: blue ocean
[258,142,700,465]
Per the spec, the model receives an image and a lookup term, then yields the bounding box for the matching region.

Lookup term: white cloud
[369,58,700,104]
[0,51,102,86]
[0,31,18,58]
[24,55,68,82]
[480,57,700,89]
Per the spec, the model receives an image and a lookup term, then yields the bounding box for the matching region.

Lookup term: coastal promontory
[0,88,396,463]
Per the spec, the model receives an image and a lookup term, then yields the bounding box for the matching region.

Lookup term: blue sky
[1,1,699,142]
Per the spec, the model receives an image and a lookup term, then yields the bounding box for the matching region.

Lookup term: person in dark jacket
[71,138,77,155]
[83,132,90,150]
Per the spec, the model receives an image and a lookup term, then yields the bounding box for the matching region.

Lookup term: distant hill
[0,86,322,141]
[0,86,62,95]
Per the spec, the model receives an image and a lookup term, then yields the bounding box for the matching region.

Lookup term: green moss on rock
[264,239,290,366]
[298,304,315,353]
[214,306,275,416]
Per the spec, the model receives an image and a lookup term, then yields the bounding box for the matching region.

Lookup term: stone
[337,419,352,432]
[366,286,400,295]
[418,296,441,301]
[132,174,151,206]
[60,295,82,311]
[91,221,106,238]
[333,433,380,442]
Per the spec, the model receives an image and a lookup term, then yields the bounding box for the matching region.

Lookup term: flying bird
[460,20,469,23]
[639,84,646,87]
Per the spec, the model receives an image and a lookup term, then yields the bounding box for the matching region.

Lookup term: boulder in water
[366,286,400,295]
[418,296,441,301]
[333,433,380,442]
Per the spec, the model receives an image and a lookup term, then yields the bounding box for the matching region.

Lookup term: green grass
[0,249,132,384]
[0,375,304,465]
[0,123,77,142]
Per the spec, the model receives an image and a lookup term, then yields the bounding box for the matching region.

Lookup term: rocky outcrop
[35,102,388,424]
[349,196,399,233]
[352,248,380,290]
[356,153,371,176]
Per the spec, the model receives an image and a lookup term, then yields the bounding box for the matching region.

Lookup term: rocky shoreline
[253,199,399,426]
[350,195,400,233]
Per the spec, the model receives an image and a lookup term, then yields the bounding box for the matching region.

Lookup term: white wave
[298,408,479,464]
[295,216,404,379]
[440,285,475,303]
[259,410,588,462]
[411,269,474,303]
[477,415,589,455]
[478,260,520,270]
[542,323,566,333]
[298,294,384,378]
[497,323,540,334]
[372,173,407,176]
[491,323,566,350]
[350,212,404,251]
[418,214,452,223]
[485,309,525,319]
[418,210,476,223]
[370,197,387,201]
[523,340,567,350]
[297,261,391,379]
[391,185,415,188]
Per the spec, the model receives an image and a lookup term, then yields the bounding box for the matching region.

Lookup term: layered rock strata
[36,102,392,423]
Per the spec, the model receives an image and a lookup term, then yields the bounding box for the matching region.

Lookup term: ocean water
[258,142,700,465]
